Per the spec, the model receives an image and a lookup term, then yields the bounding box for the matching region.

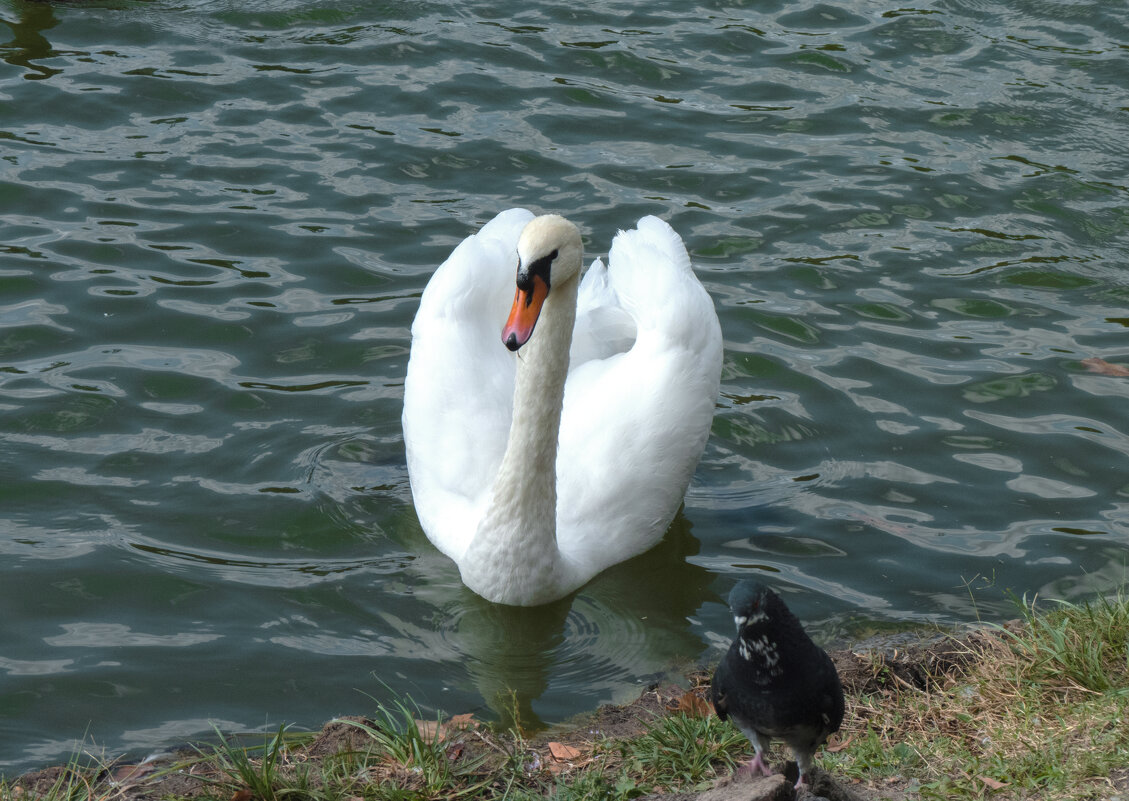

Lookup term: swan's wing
[402,208,532,559]
[607,215,721,356]
[557,216,723,571]
[570,258,637,366]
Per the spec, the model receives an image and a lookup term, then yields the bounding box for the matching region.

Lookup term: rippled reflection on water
[2,0,1128,774]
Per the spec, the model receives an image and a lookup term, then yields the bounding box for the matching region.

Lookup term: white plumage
[402,209,722,606]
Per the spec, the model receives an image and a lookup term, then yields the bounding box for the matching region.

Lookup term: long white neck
[460,273,579,605]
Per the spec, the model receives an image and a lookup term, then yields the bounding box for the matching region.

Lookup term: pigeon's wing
[710,656,731,721]
[815,650,846,735]
[792,648,844,732]
[830,654,846,711]
[774,650,845,754]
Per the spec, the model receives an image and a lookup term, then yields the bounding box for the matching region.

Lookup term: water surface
[2,0,1128,775]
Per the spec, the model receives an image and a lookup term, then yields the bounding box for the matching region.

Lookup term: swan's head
[502,215,582,352]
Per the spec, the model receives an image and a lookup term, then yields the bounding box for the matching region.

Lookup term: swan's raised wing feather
[556,216,722,570]
[570,258,637,366]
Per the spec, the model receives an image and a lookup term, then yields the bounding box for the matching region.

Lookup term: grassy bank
[831,591,1129,799]
[5,591,1128,801]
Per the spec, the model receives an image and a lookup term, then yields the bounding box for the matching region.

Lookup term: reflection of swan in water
[4,0,68,81]
[402,210,723,606]
[382,511,716,728]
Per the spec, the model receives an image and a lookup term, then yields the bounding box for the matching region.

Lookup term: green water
[2,0,1128,775]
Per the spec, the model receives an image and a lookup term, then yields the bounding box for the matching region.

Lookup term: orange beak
[501,273,550,352]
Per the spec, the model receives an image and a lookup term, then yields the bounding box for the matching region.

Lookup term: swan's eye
[517,249,558,292]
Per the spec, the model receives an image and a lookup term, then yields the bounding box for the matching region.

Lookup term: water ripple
[2,0,1129,775]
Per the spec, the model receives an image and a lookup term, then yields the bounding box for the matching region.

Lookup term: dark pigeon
[711,580,845,788]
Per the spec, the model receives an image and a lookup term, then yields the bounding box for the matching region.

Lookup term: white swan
[402,209,723,606]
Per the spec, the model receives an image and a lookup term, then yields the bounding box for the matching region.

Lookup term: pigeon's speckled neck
[730,584,808,651]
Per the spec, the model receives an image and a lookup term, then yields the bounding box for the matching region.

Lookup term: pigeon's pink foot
[747,752,772,777]
[793,773,808,790]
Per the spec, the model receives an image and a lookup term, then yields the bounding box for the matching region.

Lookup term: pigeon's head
[728,579,769,618]
[726,579,790,633]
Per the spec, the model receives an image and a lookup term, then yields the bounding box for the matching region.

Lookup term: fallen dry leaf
[109,762,157,785]
[547,742,582,761]
[1082,357,1129,377]
[417,713,479,743]
[447,712,477,731]
[979,775,1008,790]
[825,733,855,753]
[230,789,254,801]
[675,689,713,718]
